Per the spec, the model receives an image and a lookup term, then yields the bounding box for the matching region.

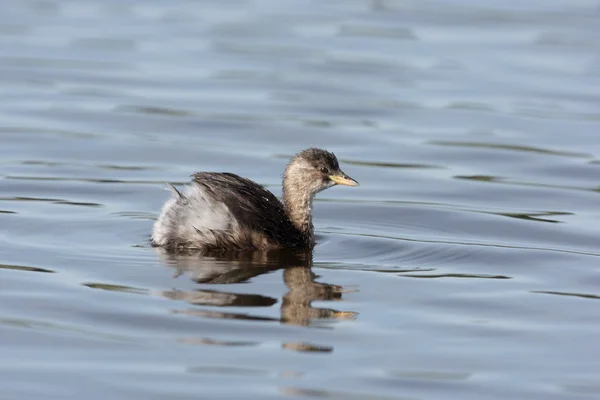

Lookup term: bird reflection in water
[155,248,357,338]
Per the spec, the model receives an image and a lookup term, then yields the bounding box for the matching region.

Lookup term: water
[2,0,600,399]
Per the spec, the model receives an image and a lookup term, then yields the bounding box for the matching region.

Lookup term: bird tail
[165,182,184,199]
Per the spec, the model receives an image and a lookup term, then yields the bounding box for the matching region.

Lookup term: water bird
[151,148,359,251]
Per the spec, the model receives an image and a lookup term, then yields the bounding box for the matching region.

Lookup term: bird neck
[282,182,314,240]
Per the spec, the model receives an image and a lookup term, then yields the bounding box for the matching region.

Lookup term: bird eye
[320,167,329,174]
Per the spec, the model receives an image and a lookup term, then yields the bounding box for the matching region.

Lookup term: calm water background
[2,0,600,399]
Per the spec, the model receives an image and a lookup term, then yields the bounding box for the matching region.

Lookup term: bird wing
[191,172,305,247]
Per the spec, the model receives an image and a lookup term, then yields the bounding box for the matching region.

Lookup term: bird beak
[329,172,360,187]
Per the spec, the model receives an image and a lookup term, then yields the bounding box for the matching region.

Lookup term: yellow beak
[329,173,360,187]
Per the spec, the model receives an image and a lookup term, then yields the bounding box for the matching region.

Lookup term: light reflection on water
[2,0,600,399]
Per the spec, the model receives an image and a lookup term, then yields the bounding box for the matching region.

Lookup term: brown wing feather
[191,172,307,249]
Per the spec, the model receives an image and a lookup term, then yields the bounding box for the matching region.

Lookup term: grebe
[151,148,358,251]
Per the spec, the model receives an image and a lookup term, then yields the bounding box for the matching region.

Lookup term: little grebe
[151,148,359,251]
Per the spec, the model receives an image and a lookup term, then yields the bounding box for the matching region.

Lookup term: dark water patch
[113,211,157,220]
[279,387,403,400]
[116,105,195,117]
[494,211,572,223]
[0,56,128,71]
[317,266,437,274]
[485,206,579,228]
[53,200,103,207]
[20,161,160,171]
[0,126,99,139]
[187,365,271,376]
[338,24,417,40]
[0,209,17,214]
[97,164,159,171]
[400,273,512,280]
[430,141,592,158]
[455,174,600,193]
[178,337,260,347]
[83,282,147,295]
[21,160,65,166]
[4,175,188,185]
[0,195,103,208]
[0,264,55,273]
[0,196,64,202]
[445,101,495,111]
[454,174,499,182]
[532,290,600,300]
[339,159,445,169]
[513,107,600,122]
[389,370,471,381]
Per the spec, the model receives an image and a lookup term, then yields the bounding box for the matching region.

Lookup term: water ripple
[430,141,592,158]
[0,264,55,273]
